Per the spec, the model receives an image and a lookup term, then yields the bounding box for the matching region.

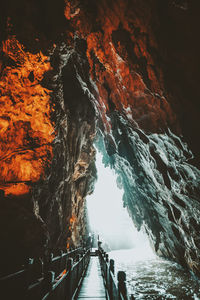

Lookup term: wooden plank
[77,257,106,299]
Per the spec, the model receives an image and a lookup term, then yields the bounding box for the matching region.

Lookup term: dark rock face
[0,6,97,268]
[37,43,97,250]
[96,112,200,273]
[0,0,200,276]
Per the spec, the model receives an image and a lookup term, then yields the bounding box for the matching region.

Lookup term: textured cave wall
[65,0,200,274]
[61,0,200,274]
[36,41,97,251]
[0,0,97,273]
[0,0,200,276]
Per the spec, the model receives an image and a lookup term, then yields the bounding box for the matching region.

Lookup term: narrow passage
[77,256,106,299]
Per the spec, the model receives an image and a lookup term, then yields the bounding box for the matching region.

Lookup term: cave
[0,0,200,291]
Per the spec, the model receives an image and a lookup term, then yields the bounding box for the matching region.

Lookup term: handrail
[0,247,90,299]
[42,249,90,300]
[0,247,84,280]
[0,269,25,281]
[98,247,131,300]
[47,247,83,278]
[0,246,133,299]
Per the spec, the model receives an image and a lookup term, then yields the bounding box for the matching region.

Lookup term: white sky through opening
[87,150,155,258]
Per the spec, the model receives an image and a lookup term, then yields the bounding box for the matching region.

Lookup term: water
[88,150,200,299]
[109,248,200,299]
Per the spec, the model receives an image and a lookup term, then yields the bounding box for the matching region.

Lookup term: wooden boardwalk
[77,256,106,299]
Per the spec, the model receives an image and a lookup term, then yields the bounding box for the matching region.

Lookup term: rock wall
[0,0,200,275]
[0,1,97,272]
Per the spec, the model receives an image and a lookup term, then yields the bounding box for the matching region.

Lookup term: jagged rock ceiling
[0,0,200,275]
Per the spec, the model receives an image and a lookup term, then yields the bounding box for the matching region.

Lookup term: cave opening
[87,149,154,260]
[86,149,200,298]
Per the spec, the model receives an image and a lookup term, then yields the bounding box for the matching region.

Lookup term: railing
[42,249,90,300]
[0,269,28,299]
[0,245,134,300]
[0,247,90,300]
[98,247,133,300]
[45,248,83,278]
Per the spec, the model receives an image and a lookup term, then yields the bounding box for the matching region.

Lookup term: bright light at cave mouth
[87,150,155,259]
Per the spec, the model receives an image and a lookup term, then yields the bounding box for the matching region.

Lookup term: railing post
[30,257,44,282]
[58,250,64,273]
[108,259,115,299]
[42,271,55,295]
[117,271,128,300]
[105,253,109,293]
[66,258,73,300]
[44,252,53,275]
[76,254,81,262]
[109,259,115,275]
[104,253,107,284]
[67,257,73,272]
[76,254,80,285]
[26,258,34,286]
